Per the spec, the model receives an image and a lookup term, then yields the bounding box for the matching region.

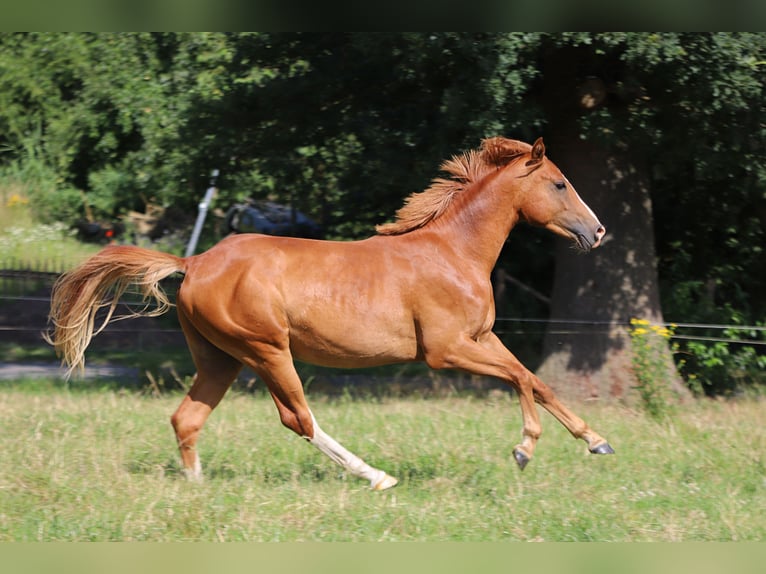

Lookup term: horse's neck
[438,174,520,273]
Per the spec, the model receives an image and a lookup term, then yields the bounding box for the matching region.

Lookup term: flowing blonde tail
[45,245,187,378]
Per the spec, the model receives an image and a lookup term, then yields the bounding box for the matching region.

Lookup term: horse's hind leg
[248,348,397,490]
[171,316,242,480]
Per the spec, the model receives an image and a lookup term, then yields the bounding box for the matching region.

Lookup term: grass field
[0,380,763,542]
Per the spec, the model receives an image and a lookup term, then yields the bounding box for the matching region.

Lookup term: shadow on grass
[1,342,514,400]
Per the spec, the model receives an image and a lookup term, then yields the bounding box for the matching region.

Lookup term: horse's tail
[45,245,187,378]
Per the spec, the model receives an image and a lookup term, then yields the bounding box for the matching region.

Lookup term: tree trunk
[534,47,687,403]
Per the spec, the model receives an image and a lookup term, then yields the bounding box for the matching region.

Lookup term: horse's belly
[287,315,419,368]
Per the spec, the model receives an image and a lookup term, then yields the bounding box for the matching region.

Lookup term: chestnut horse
[47,137,613,490]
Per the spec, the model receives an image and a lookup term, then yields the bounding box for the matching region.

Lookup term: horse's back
[178,234,422,367]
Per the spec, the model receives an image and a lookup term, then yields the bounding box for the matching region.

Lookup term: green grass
[0,381,763,541]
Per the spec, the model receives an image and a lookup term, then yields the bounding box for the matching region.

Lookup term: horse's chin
[548,224,593,252]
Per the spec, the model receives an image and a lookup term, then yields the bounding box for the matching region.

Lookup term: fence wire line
[4,293,764,332]
[495,317,766,331]
[3,293,764,347]
[0,326,182,334]
[495,318,766,346]
[664,334,766,346]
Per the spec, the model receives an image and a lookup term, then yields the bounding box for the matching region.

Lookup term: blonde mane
[375,137,533,235]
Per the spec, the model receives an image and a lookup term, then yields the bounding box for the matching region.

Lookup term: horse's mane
[376,137,533,235]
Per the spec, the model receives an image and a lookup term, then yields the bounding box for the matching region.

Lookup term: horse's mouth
[546,222,604,252]
[574,233,593,253]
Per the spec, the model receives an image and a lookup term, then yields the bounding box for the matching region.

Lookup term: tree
[531,33,765,400]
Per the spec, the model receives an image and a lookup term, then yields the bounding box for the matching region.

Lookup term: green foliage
[681,325,766,397]
[664,277,766,396]
[0,33,539,234]
[684,339,765,396]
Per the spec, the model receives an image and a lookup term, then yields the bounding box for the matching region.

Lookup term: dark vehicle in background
[224,200,322,239]
[74,219,125,243]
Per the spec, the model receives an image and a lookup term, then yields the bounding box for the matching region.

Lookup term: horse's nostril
[592,225,605,248]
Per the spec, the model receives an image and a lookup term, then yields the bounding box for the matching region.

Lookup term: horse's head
[486,137,605,252]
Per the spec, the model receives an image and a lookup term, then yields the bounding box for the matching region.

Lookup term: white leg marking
[182,451,203,482]
[307,413,398,490]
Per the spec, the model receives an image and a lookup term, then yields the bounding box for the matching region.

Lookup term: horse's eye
[554,181,566,191]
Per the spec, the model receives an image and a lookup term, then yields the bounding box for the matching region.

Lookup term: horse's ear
[481,137,528,167]
[530,137,545,163]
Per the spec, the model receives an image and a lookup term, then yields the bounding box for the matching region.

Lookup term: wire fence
[493,318,766,346]
[0,264,183,348]
[0,265,763,348]
[1,298,763,348]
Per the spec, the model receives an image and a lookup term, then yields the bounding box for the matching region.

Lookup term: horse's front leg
[480,332,615,461]
[424,332,545,468]
[425,332,613,469]
[528,374,615,455]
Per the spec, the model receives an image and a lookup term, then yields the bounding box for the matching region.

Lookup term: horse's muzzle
[575,224,605,252]
[592,225,606,249]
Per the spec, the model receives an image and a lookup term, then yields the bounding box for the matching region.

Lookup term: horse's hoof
[513,448,530,471]
[590,442,615,455]
[372,473,398,491]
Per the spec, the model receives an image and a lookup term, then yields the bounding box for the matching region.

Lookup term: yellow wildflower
[6,193,29,208]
